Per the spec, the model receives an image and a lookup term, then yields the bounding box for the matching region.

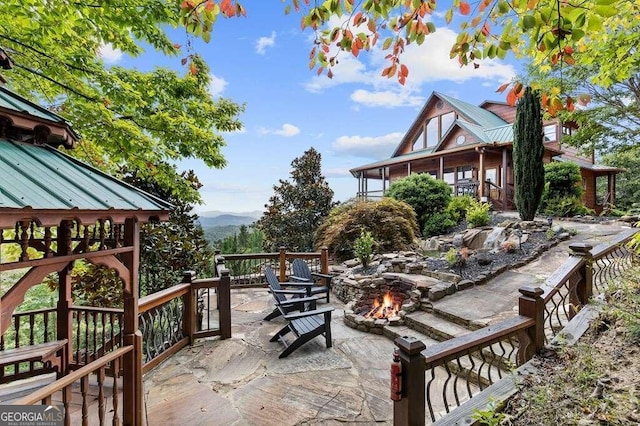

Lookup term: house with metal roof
[350,91,621,213]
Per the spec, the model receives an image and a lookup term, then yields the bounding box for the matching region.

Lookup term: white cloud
[303,26,516,109]
[208,74,228,97]
[350,89,424,108]
[323,167,352,178]
[256,31,276,55]
[259,123,300,137]
[332,132,403,160]
[98,44,123,64]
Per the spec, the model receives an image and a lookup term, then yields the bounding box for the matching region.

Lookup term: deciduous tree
[257,148,336,251]
[0,1,244,203]
[513,86,545,221]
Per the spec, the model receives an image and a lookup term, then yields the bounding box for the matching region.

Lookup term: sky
[103,2,521,215]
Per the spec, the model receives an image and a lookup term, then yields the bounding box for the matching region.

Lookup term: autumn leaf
[459,2,471,15]
[481,22,490,37]
[496,82,510,93]
[506,88,518,106]
[400,64,409,77]
[189,62,198,75]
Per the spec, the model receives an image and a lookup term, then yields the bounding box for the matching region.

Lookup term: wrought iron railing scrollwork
[139,296,186,363]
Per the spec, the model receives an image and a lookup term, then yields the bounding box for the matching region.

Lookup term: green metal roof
[435,92,508,128]
[0,139,171,211]
[484,124,513,143]
[456,121,492,143]
[0,86,71,126]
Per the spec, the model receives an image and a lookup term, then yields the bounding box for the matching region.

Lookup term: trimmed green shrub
[386,173,452,232]
[466,201,491,227]
[542,196,593,217]
[446,195,475,223]
[543,162,584,199]
[315,198,419,260]
[423,211,456,237]
[353,230,376,268]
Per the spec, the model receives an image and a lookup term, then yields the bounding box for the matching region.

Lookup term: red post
[320,246,329,274]
[393,336,426,426]
[518,286,545,364]
[279,247,286,282]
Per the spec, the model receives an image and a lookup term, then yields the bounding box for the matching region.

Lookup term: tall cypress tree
[513,86,545,221]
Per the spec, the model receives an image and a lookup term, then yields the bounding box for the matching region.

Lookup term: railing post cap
[394,335,427,354]
[518,286,544,297]
[182,270,196,282]
[220,268,230,277]
[569,243,593,256]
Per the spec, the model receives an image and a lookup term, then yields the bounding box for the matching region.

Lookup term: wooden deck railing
[214,247,329,286]
[394,228,639,425]
[15,345,133,426]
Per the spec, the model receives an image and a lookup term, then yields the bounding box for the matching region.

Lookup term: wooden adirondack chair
[263,266,318,321]
[269,306,334,358]
[291,258,333,303]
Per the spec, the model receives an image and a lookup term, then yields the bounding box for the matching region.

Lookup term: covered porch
[351,143,520,211]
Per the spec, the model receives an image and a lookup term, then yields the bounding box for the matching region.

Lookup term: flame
[365,291,400,319]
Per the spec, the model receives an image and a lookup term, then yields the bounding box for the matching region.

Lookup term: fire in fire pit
[365,291,400,319]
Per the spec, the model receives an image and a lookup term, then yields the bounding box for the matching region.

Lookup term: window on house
[544,124,557,141]
[425,118,439,147]
[440,112,455,136]
[562,125,573,136]
[412,128,424,151]
[443,168,455,185]
[485,168,497,184]
[457,165,473,180]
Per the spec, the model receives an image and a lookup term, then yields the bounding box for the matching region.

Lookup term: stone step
[382,325,440,347]
[431,307,485,331]
[404,311,473,342]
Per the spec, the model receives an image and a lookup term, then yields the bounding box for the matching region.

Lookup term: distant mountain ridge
[197,210,262,219]
[197,214,257,227]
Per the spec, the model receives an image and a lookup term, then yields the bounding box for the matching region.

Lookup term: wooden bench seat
[0,339,68,380]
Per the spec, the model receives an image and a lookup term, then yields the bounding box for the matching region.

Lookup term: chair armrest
[278,295,319,307]
[281,281,314,288]
[290,275,311,282]
[284,306,334,320]
[271,289,307,296]
[310,272,332,279]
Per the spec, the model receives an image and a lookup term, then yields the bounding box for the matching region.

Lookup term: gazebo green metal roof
[0,139,171,211]
[0,86,71,126]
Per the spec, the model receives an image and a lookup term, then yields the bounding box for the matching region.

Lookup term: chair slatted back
[264,266,287,303]
[292,258,311,280]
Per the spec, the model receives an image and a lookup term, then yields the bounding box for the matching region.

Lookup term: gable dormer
[392,92,508,157]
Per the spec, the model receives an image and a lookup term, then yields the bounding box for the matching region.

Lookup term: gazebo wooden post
[56,220,73,375]
[122,218,142,425]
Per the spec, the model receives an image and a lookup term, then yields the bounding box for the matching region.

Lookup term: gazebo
[0,54,170,423]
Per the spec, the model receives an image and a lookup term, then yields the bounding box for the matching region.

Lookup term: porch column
[407,163,411,176]
[609,174,616,206]
[382,167,386,193]
[122,218,142,426]
[502,148,508,207]
[357,173,362,199]
[478,148,485,199]
[439,156,444,181]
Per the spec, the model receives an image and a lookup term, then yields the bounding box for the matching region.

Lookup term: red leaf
[506,88,517,106]
[481,22,490,36]
[496,82,510,93]
[400,64,409,77]
[459,2,471,15]
[173,43,181,49]
[189,62,198,75]
[352,42,360,57]
[317,66,324,76]
[327,69,333,79]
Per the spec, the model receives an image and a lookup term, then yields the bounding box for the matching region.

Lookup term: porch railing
[394,228,638,425]
[214,247,329,286]
[2,270,231,380]
[14,345,132,425]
